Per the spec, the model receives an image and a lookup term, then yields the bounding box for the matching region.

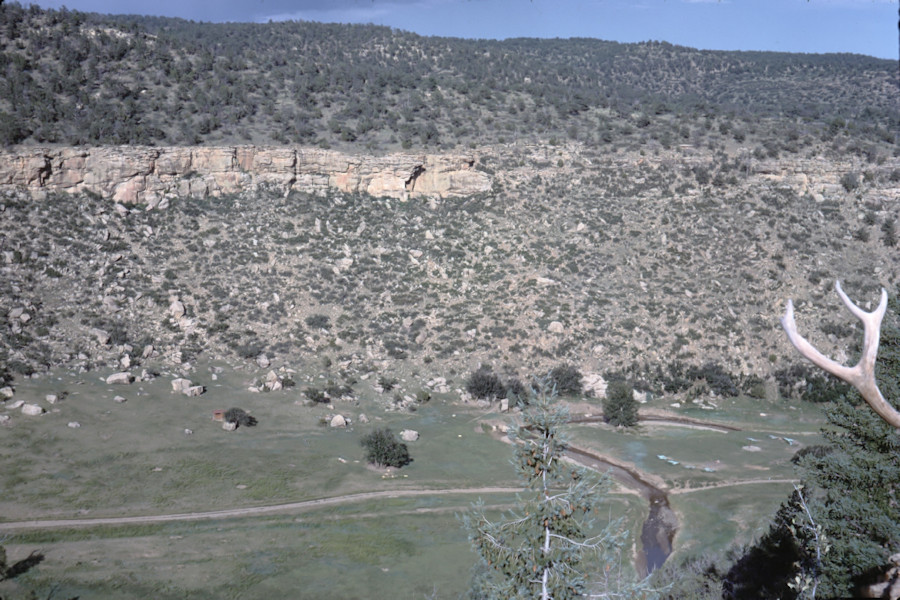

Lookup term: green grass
[0,363,830,597]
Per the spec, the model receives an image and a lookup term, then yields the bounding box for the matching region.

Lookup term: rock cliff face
[0,146,493,204]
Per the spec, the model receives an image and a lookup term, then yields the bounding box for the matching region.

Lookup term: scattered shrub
[224,407,257,427]
[466,365,506,400]
[686,362,739,397]
[549,363,583,396]
[603,380,639,427]
[360,428,411,468]
[774,365,851,403]
[505,377,528,406]
[378,375,398,392]
[305,314,330,329]
[840,171,860,192]
[304,387,328,404]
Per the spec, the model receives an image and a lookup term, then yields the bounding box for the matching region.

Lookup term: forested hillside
[0,2,896,160]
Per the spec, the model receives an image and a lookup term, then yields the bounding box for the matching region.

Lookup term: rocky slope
[0,146,492,204]
[0,142,898,393]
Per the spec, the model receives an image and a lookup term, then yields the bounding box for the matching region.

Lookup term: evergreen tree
[463,379,652,599]
[604,380,639,427]
[725,294,900,598]
[360,427,411,468]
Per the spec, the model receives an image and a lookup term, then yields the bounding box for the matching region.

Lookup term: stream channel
[564,445,676,576]
[564,415,737,574]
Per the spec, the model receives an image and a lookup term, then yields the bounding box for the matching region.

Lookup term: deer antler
[781,281,900,429]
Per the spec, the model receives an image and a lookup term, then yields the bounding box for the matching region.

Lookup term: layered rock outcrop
[0,145,493,204]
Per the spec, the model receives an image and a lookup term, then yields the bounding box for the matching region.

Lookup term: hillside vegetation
[0,2,896,160]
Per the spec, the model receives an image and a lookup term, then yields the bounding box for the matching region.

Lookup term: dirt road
[0,487,521,531]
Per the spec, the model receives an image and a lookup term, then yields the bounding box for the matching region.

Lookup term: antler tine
[781,281,900,429]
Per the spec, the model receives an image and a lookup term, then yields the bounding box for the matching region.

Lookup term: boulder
[113,395,127,403]
[500,398,509,412]
[67,421,81,428]
[256,353,270,368]
[184,385,206,397]
[169,299,185,319]
[106,372,134,385]
[21,403,44,416]
[171,378,192,393]
[547,321,565,334]
[222,421,237,431]
[400,429,419,442]
[358,413,369,424]
[329,414,347,428]
[0,386,14,399]
[0,414,10,425]
[45,394,59,404]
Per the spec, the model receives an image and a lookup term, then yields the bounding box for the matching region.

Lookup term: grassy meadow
[0,358,828,597]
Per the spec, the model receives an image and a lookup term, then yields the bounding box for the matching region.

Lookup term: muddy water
[565,446,677,576]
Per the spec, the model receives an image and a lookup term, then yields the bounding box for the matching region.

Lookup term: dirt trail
[0,487,521,531]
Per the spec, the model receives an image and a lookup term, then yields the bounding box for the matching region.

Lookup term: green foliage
[549,363,583,396]
[840,172,860,192]
[650,553,724,600]
[0,4,894,151]
[603,380,639,427]
[305,314,330,329]
[466,365,507,400]
[463,380,650,599]
[774,364,852,403]
[223,407,257,427]
[304,386,328,404]
[360,428,411,468]
[726,294,900,598]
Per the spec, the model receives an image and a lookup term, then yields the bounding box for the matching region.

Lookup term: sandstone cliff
[0,146,493,204]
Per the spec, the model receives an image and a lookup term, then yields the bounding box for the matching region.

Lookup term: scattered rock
[171,378,192,393]
[547,320,565,334]
[222,421,237,431]
[184,428,193,435]
[742,445,762,452]
[45,394,59,404]
[141,344,154,358]
[7,399,24,409]
[106,372,134,385]
[92,328,111,346]
[184,385,206,397]
[0,414,10,425]
[358,413,369,424]
[256,353,270,368]
[21,403,44,416]
[113,395,127,403]
[400,429,419,442]
[500,397,509,412]
[330,414,347,428]
[582,373,608,398]
[67,421,81,428]
[0,386,14,399]
[169,299,185,319]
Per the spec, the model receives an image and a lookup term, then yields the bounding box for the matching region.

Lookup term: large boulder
[400,429,419,442]
[106,372,134,385]
[329,414,347,428]
[21,403,44,416]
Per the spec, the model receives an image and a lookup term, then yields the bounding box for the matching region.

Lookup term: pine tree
[463,379,652,599]
[725,294,900,599]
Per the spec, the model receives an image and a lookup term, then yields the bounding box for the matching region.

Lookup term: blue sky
[31,0,898,59]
